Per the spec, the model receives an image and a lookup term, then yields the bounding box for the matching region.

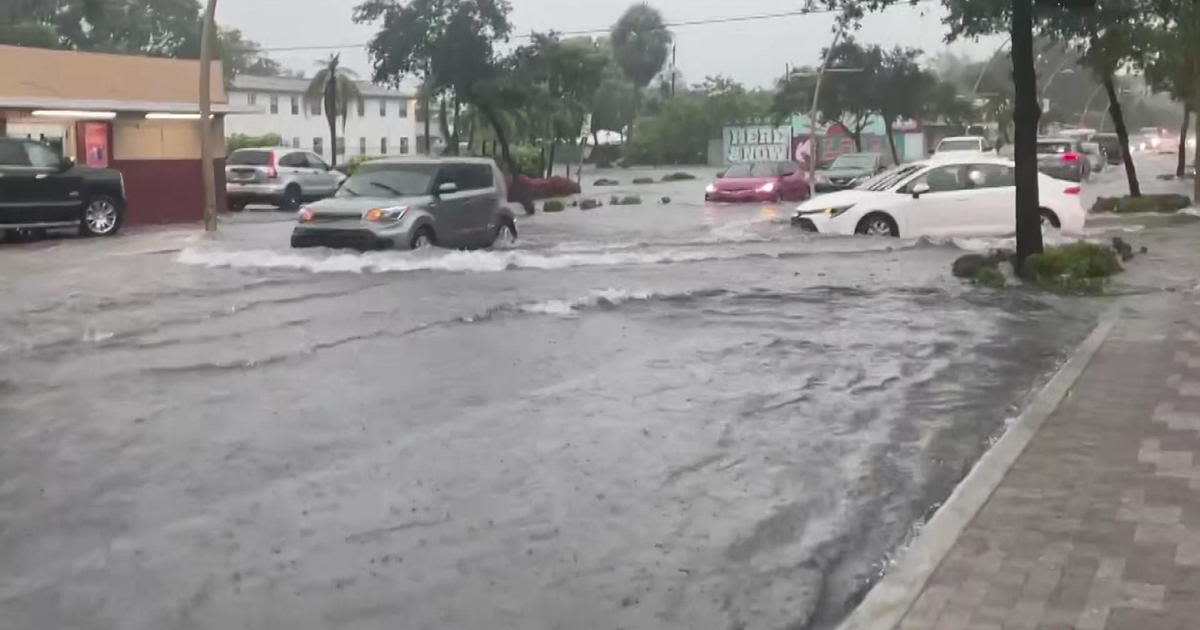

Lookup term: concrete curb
[837,306,1121,630]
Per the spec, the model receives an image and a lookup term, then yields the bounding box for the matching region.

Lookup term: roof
[0,96,255,115]
[0,45,224,104]
[230,74,418,98]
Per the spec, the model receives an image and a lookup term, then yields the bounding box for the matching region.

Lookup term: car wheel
[80,195,123,236]
[855,213,899,237]
[410,226,436,250]
[490,219,517,249]
[1040,208,1061,229]
[279,185,302,211]
[228,199,247,213]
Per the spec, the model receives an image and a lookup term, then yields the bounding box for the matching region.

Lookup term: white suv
[225,147,344,211]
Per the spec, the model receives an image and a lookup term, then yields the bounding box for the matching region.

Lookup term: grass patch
[973,265,1007,288]
[1091,194,1191,214]
[1021,242,1122,295]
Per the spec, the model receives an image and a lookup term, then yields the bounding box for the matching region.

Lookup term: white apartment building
[224,75,440,161]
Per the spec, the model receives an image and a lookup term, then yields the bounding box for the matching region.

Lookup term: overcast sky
[216,0,1004,89]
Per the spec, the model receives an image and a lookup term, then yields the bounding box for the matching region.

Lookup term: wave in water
[516,288,657,317]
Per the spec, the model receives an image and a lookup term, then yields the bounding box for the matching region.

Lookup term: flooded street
[0,162,1165,629]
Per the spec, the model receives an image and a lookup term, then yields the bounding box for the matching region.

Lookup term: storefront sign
[84,122,109,167]
[724,125,790,163]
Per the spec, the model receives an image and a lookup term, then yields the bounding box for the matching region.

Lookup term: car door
[461,163,497,244]
[898,164,971,236]
[0,139,36,225]
[777,162,807,200]
[957,163,1015,234]
[305,152,339,196]
[23,142,83,223]
[277,152,308,194]
[428,164,473,246]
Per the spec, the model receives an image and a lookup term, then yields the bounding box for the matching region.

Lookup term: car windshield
[227,150,272,166]
[859,163,926,191]
[1037,142,1073,154]
[723,163,780,178]
[938,140,980,151]
[337,162,438,197]
[830,155,876,169]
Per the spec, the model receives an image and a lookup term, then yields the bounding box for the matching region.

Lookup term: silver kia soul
[290,157,517,250]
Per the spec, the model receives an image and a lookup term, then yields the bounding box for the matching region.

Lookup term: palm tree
[611,4,672,162]
[305,54,363,166]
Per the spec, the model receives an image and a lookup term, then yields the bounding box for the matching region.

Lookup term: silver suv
[225,147,344,211]
[290,157,516,251]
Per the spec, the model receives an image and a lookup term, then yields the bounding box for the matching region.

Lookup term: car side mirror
[437,182,458,195]
[911,182,930,199]
[58,157,75,172]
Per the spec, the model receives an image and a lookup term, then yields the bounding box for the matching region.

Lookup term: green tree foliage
[305,55,364,168]
[875,47,937,164]
[629,78,771,165]
[226,133,283,153]
[611,4,672,160]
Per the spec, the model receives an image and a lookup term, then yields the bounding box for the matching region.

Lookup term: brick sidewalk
[896,296,1200,630]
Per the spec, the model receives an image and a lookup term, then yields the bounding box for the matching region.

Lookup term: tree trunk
[883,114,900,165]
[624,89,641,164]
[850,126,863,152]
[1194,112,1200,203]
[324,78,338,167]
[1178,105,1190,178]
[482,104,533,215]
[546,142,557,178]
[1103,74,1141,197]
[452,97,462,156]
[1011,0,1044,271]
[438,98,452,155]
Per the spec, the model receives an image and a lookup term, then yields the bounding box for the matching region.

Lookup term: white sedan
[791,157,1085,237]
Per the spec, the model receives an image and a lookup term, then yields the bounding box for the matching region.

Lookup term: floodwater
[0,164,1134,630]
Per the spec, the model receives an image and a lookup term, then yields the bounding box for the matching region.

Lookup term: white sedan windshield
[858,164,926,191]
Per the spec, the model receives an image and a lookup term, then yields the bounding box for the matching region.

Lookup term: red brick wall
[109,159,227,225]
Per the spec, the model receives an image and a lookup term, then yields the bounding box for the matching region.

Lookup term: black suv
[0,138,126,239]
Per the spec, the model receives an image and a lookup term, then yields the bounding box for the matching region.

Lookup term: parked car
[225,147,344,211]
[1080,141,1106,173]
[790,156,1084,237]
[1037,138,1090,182]
[705,161,810,203]
[813,152,890,192]
[933,135,993,155]
[0,137,125,239]
[290,157,516,251]
[1090,133,1125,165]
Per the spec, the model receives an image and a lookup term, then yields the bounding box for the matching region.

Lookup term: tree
[925,80,977,132]
[1141,1,1200,187]
[305,55,363,167]
[355,0,535,212]
[817,39,883,152]
[611,4,672,162]
[216,28,283,80]
[874,47,936,164]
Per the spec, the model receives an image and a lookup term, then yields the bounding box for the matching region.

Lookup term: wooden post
[199,0,218,232]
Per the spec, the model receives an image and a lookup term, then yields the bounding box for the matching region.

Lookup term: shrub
[512,145,545,178]
[974,266,1006,288]
[226,133,284,154]
[543,200,565,213]
[1022,242,1122,294]
[507,175,580,202]
[1091,194,1191,214]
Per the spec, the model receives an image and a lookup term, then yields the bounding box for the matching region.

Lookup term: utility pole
[808,23,847,192]
[199,0,218,232]
[1011,0,1044,268]
[670,45,677,98]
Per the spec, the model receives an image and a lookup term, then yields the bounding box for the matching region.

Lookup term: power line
[253,5,858,54]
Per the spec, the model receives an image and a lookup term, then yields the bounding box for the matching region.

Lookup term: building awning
[0,97,258,116]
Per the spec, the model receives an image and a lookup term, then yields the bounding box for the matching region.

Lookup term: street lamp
[199,0,218,232]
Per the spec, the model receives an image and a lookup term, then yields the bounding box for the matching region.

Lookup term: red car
[705,161,811,203]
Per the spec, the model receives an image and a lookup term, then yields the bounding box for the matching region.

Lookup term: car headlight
[815,174,830,184]
[705,183,717,194]
[758,182,776,193]
[363,206,409,222]
[1152,137,1162,148]
[824,204,855,218]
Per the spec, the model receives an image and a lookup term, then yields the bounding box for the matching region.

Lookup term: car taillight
[1064,186,1081,195]
[267,152,278,179]
[1062,152,1080,162]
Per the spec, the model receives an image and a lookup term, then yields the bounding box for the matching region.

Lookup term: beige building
[0,44,254,223]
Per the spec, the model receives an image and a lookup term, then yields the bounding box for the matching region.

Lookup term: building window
[379,99,387,117]
[398,98,409,118]
[416,135,428,154]
[290,96,299,115]
[359,137,367,155]
[269,94,279,114]
[400,137,409,154]
[247,92,257,105]
[380,137,388,154]
[313,137,323,156]
[336,137,345,156]
[310,98,322,115]
[356,98,365,117]
[292,137,300,148]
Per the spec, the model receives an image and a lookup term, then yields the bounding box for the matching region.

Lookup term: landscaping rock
[594,178,620,186]
[580,198,602,210]
[952,254,992,279]
[659,196,671,204]
[621,195,643,205]
[542,200,566,213]
[1112,237,1135,262]
[632,177,655,185]
[661,172,696,182]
